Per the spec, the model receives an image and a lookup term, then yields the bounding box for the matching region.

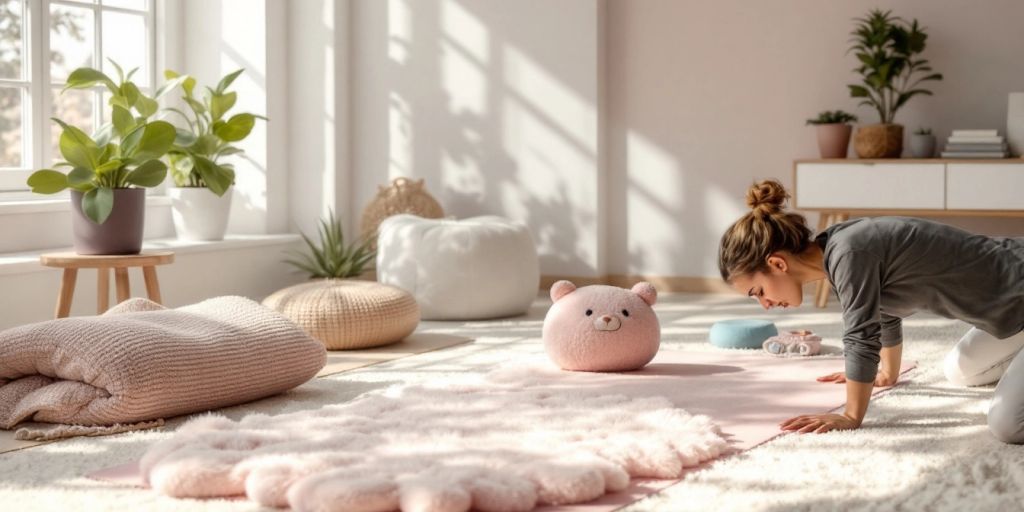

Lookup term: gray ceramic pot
[70,188,146,255]
[908,134,937,158]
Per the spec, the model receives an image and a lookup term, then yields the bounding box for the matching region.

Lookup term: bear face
[542,281,661,372]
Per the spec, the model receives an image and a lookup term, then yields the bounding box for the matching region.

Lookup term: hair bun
[746,179,789,216]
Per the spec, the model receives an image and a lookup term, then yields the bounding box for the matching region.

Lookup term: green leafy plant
[848,9,943,125]
[286,212,376,279]
[914,126,933,135]
[26,61,175,223]
[806,110,859,125]
[161,69,265,196]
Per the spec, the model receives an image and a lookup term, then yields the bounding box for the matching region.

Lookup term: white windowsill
[0,233,302,276]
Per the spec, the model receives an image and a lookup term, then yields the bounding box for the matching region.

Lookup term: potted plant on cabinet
[806,110,858,158]
[26,63,175,255]
[909,127,936,158]
[162,69,265,241]
[848,9,943,158]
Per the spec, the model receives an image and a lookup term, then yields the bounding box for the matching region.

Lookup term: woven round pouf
[263,279,420,350]
[708,319,778,350]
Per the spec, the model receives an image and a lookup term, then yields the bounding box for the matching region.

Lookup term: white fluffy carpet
[1,292,1023,511]
[141,365,725,511]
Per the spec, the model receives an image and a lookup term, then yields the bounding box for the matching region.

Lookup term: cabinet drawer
[795,163,945,209]
[946,164,1024,210]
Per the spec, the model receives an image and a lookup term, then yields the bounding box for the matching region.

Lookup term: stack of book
[940,130,1009,159]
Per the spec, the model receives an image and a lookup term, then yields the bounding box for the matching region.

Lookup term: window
[0,0,155,193]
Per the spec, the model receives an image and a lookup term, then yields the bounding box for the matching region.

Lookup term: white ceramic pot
[169,187,233,241]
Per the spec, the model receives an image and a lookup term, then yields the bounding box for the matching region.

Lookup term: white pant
[944,327,1024,443]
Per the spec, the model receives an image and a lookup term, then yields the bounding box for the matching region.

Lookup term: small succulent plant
[914,126,933,135]
[286,212,375,279]
[806,110,859,125]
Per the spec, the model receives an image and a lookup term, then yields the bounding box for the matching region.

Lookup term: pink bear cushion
[542,280,661,372]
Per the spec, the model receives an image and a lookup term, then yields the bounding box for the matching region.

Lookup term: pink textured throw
[92,350,916,512]
[140,364,729,511]
[0,296,326,436]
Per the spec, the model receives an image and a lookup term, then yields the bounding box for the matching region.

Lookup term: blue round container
[708,319,778,349]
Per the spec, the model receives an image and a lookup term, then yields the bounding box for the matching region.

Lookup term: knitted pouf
[376,214,540,320]
[262,279,420,350]
[708,319,778,349]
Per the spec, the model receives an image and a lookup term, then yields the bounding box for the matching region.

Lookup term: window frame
[0,0,157,193]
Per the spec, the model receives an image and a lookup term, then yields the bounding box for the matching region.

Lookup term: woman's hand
[817,370,897,388]
[780,413,861,434]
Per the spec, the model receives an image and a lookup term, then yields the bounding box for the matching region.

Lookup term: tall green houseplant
[163,69,264,195]
[27,64,174,222]
[847,9,942,158]
[26,62,176,254]
[161,69,266,241]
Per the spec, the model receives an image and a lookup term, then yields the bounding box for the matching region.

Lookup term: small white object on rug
[141,364,727,512]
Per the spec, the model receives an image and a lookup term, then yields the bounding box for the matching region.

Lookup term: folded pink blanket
[0,296,326,437]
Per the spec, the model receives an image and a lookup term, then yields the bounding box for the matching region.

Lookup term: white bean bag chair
[377,214,540,320]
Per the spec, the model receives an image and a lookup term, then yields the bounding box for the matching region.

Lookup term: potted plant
[26,63,175,255]
[909,127,936,158]
[162,69,265,241]
[263,212,420,351]
[285,211,376,279]
[848,9,943,158]
[806,110,858,158]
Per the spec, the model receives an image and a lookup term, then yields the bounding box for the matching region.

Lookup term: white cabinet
[794,160,1024,214]
[796,159,1024,309]
[796,163,945,209]
[946,163,1024,210]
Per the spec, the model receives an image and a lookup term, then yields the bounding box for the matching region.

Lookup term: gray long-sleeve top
[817,216,1024,383]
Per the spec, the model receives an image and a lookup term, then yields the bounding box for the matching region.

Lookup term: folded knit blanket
[0,296,326,439]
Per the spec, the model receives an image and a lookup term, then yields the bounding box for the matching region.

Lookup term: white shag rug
[1,292,1023,512]
[141,365,726,512]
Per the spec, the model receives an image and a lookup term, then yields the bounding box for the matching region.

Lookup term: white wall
[606,0,1024,278]
[181,0,289,235]
[287,0,352,237]
[335,0,1024,281]
[350,0,606,278]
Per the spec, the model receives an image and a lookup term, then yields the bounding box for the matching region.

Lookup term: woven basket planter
[263,279,420,350]
[360,177,444,248]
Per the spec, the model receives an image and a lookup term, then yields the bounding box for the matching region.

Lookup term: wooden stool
[40,251,175,318]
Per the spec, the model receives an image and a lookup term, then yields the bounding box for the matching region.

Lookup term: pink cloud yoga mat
[87,349,915,511]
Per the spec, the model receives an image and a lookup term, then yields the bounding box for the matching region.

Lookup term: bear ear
[632,281,657,306]
[550,280,577,302]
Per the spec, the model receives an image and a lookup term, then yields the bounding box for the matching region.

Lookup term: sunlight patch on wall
[320,0,337,215]
[442,0,489,62]
[220,0,268,232]
[441,45,487,116]
[388,92,413,180]
[502,46,597,154]
[626,132,682,274]
[441,151,484,202]
[499,45,599,275]
[388,0,412,64]
[503,94,597,271]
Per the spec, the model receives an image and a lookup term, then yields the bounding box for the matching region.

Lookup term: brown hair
[718,179,813,282]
